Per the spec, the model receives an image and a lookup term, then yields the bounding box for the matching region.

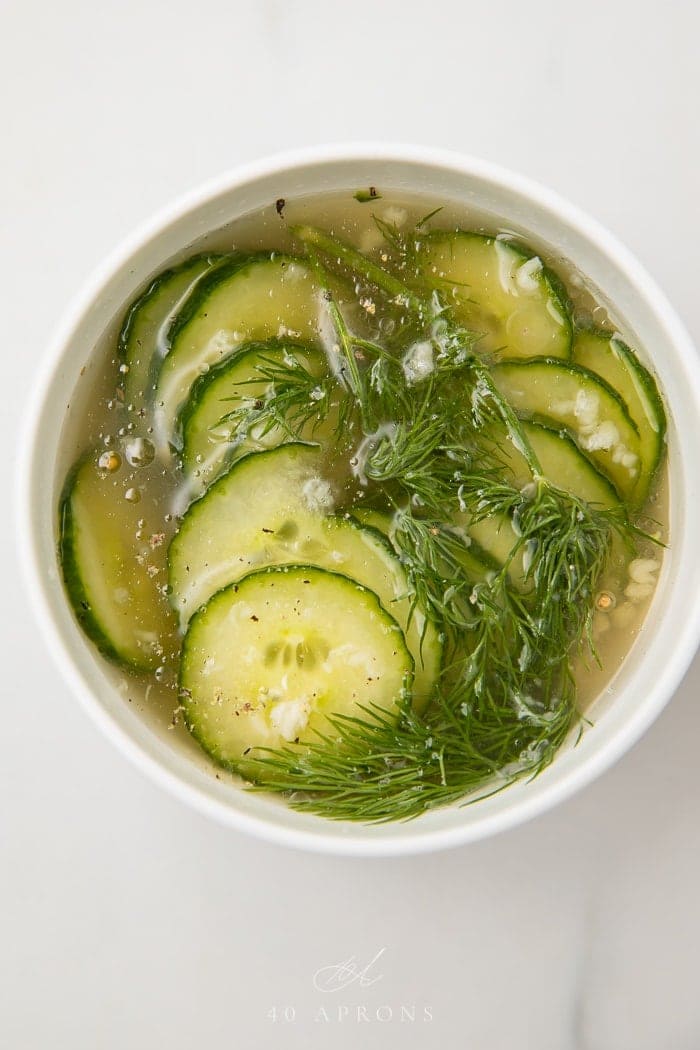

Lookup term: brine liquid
[57,190,668,767]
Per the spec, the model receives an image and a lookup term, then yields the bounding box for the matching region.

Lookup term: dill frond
[236,222,649,823]
[214,351,351,444]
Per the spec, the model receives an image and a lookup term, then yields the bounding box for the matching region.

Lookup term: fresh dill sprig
[295,223,542,475]
[302,245,366,405]
[415,205,444,229]
[243,483,609,822]
[371,214,406,254]
[291,223,425,314]
[215,351,350,443]
[239,221,646,823]
[388,512,488,631]
[358,376,474,515]
[244,671,576,823]
[364,425,468,515]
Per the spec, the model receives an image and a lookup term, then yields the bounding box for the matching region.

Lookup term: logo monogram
[312,948,386,993]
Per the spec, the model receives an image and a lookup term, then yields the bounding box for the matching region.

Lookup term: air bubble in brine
[124,437,155,468]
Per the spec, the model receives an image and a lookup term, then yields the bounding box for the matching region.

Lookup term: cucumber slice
[492,359,641,501]
[153,255,323,450]
[179,340,334,494]
[168,443,441,704]
[169,443,332,626]
[180,565,413,771]
[119,254,224,407]
[60,454,175,671]
[573,327,666,503]
[348,506,395,535]
[415,232,571,359]
[459,423,620,590]
[502,420,619,509]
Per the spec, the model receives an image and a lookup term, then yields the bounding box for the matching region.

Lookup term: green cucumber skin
[177,338,323,476]
[167,441,320,587]
[118,254,227,401]
[168,440,442,702]
[180,564,414,775]
[155,252,315,450]
[495,356,640,434]
[492,357,642,502]
[58,458,144,672]
[178,337,317,432]
[575,322,667,437]
[416,231,573,358]
[497,237,574,354]
[522,420,620,508]
[611,338,667,497]
[118,254,223,359]
[495,354,638,424]
[164,251,273,351]
[612,339,666,442]
[573,323,667,502]
[167,441,326,626]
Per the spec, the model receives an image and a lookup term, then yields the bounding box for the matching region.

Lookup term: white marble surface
[2,1,700,1046]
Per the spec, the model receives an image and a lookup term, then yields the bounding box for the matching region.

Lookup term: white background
[3,2,700,1047]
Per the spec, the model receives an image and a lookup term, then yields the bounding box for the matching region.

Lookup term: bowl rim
[16,142,700,856]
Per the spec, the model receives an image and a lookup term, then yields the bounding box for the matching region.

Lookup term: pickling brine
[57,191,667,822]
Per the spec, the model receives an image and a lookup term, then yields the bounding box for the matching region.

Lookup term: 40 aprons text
[266,1004,434,1024]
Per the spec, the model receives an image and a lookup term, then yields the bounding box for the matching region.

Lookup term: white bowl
[17,144,700,856]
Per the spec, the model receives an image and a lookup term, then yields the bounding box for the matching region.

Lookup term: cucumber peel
[180,565,414,772]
